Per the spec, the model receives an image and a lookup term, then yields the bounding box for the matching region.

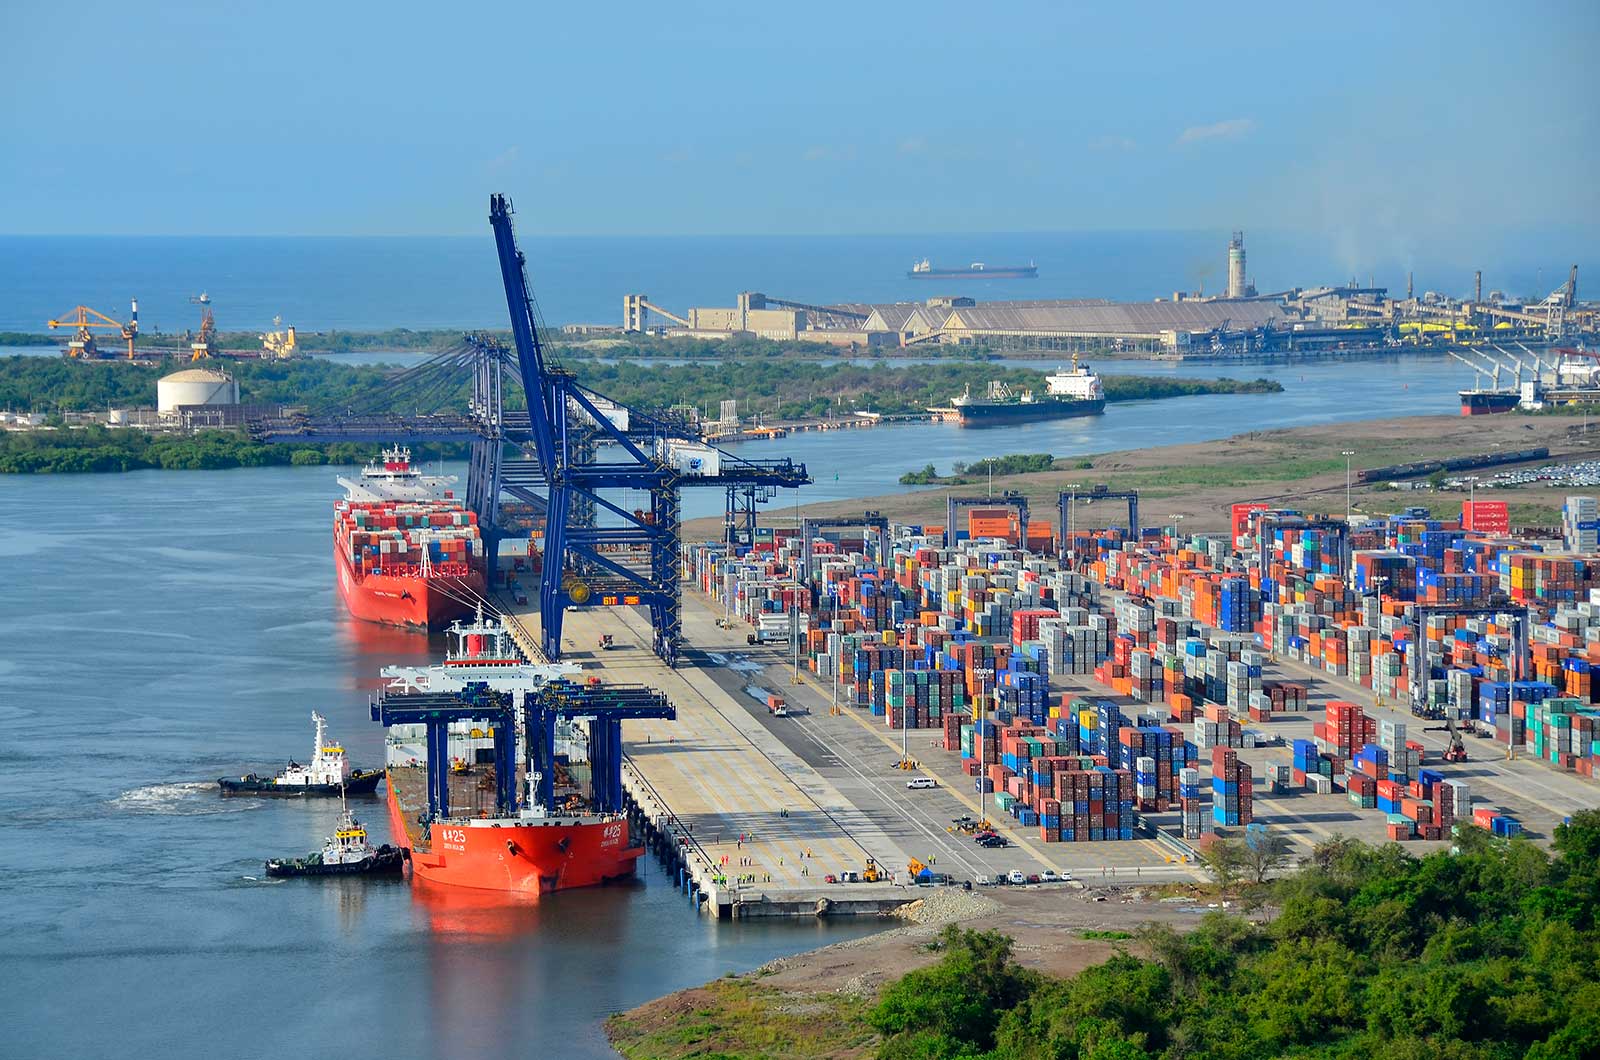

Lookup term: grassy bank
[606,977,877,1060]
[610,814,1600,1060]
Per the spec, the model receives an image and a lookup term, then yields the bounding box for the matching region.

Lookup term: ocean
[2,231,1591,336]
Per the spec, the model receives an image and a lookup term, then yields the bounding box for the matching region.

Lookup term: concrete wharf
[495,592,912,918]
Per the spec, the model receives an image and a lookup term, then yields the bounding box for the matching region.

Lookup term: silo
[1227,231,1247,299]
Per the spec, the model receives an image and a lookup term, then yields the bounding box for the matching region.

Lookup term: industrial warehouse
[612,233,1595,356]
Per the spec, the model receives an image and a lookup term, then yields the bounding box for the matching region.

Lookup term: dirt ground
[753,884,1223,995]
[606,885,1233,1058]
[685,414,1600,540]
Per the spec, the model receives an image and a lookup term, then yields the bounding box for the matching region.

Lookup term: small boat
[220,711,382,796]
[265,796,406,878]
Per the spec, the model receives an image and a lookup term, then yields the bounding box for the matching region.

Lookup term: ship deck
[387,763,596,853]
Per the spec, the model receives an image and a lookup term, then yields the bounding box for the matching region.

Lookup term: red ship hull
[384,772,644,895]
[334,541,486,628]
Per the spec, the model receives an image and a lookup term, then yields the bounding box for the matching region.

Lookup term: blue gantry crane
[253,193,812,666]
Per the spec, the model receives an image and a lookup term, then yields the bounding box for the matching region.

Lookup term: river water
[0,470,881,1060]
[2,351,1479,1057]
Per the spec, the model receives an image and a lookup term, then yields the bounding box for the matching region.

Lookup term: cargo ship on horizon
[377,610,648,895]
[334,446,487,628]
[908,258,1037,280]
[951,359,1106,427]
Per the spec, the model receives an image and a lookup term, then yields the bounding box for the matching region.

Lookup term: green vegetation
[0,332,56,347]
[867,817,1600,1059]
[611,814,1600,1059]
[606,976,877,1060]
[901,453,1057,485]
[0,426,444,474]
[571,362,1278,422]
[1079,930,1135,941]
[0,355,396,414]
[1,354,1282,476]
[2,354,1280,422]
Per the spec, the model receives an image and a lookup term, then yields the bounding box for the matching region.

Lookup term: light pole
[792,488,803,685]
[1465,475,1479,526]
[1064,482,1081,566]
[1341,450,1355,524]
[1170,513,1185,544]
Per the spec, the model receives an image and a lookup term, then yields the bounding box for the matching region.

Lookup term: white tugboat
[264,792,405,878]
[219,712,382,796]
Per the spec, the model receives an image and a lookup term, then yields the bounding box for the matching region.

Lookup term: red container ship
[334,446,487,628]
[377,610,648,895]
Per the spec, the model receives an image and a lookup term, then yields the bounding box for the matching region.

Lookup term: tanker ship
[334,446,487,628]
[951,358,1106,426]
[376,609,648,894]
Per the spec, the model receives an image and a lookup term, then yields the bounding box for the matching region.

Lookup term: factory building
[934,298,1289,352]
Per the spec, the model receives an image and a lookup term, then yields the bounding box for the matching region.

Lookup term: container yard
[675,491,1600,868]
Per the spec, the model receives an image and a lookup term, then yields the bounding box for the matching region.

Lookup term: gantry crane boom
[47,300,139,359]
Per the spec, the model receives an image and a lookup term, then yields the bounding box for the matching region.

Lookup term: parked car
[1025,873,1042,885]
[1040,870,1060,883]
[906,776,937,789]
[1007,870,1027,885]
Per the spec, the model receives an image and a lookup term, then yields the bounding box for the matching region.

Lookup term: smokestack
[1475,270,1482,304]
[1406,272,1413,300]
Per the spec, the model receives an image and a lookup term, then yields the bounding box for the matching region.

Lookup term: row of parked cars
[978,869,1074,886]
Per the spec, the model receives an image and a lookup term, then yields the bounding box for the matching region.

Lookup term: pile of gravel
[891,888,1001,925]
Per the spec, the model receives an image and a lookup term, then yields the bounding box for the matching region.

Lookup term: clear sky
[1,0,1595,239]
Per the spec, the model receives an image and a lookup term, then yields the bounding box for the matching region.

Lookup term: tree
[1200,838,1246,891]
[869,925,1037,1058]
[1242,832,1293,884]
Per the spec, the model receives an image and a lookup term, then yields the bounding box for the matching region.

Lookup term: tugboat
[220,712,382,796]
[264,795,405,878]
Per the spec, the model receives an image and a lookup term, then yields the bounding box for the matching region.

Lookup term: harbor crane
[799,512,891,580]
[1406,602,1530,721]
[188,307,218,360]
[253,194,812,666]
[945,492,1029,549]
[47,300,139,359]
[1059,486,1139,561]
[1253,510,1352,594]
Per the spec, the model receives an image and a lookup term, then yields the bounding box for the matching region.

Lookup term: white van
[905,776,937,790]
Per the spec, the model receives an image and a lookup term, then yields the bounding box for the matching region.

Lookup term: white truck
[747,612,804,646]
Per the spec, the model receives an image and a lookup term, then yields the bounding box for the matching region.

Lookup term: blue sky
[1,1,1595,239]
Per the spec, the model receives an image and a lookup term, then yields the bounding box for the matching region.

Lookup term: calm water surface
[0,470,881,1060]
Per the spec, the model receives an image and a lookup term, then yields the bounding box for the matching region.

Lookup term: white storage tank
[158,368,239,414]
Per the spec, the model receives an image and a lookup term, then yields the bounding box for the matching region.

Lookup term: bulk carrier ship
[908,258,1037,279]
[951,358,1106,426]
[377,610,647,894]
[334,446,487,628]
